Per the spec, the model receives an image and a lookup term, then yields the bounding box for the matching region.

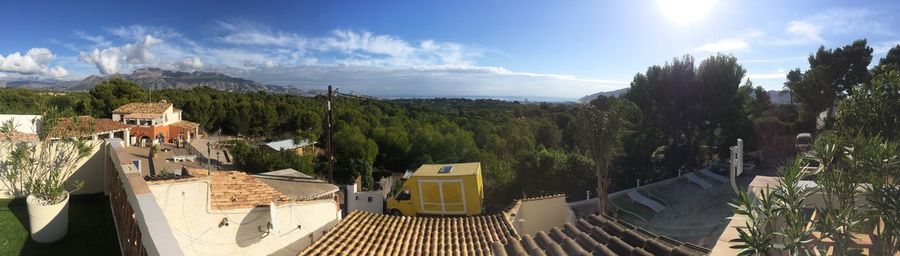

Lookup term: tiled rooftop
[171,120,199,130]
[53,116,130,136]
[123,113,162,119]
[209,171,294,210]
[302,211,520,255]
[146,170,294,210]
[492,214,710,256]
[0,132,39,142]
[112,102,172,114]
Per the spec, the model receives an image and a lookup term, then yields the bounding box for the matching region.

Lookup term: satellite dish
[269,202,279,235]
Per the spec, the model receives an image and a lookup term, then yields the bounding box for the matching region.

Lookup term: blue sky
[1,0,899,99]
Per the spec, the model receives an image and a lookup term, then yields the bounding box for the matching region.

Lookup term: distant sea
[379,95,579,103]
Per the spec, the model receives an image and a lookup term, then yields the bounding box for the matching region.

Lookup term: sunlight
[657,0,717,25]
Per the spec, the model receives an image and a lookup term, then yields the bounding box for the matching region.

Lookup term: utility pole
[326,85,335,183]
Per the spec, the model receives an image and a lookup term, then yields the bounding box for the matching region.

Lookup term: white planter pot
[26,193,69,243]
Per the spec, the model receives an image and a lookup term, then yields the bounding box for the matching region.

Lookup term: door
[418,179,466,215]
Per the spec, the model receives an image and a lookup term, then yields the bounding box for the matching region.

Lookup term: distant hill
[766,90,792,105]
[580,88,794,105]
[4,68,306,95]
[578,88,629,103]
[0,79,73,90]
[67,68,305,95]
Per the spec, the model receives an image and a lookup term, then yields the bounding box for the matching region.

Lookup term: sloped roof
[113,102,172,114]
[208,171,293,210]
[253,169,338,200]
[0,132,38,142]
[123,113,162,119]
[171,120,199,130]
[301,211,520,255]
[52,116,130,137]
[491,214,710,256]
[145,171,295,210]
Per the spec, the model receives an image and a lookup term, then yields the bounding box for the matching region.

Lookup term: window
[396,191,411,201]
[367,196,373,202]
[438,165,453,174]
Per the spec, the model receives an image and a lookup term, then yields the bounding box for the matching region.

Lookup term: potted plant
[0,109,94,243]
[149,144,159,158]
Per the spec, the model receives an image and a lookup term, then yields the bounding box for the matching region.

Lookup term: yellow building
[386,162,484,216]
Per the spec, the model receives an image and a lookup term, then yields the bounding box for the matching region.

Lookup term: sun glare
[657,0,717,25]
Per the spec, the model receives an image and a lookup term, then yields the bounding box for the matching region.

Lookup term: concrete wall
[149,181,341,256]
[510,196,574,236]
[0,140,105,198]
[0,114,42,134]
[345,184,384,214]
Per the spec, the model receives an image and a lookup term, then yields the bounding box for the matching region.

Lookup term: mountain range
[579,88,793,105]
[1,68,308,95]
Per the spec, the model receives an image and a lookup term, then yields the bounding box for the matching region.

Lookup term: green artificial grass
[0,194,121,256]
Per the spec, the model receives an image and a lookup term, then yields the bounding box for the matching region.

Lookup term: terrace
[0,194,120,255]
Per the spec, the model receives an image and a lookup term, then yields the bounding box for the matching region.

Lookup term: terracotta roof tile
[53,116,130,136]
[492,213,710,256]
[171,120,199,130]
[146,170,293,210]
[208,171,293,210]
[113,102,172,114]
[0,132,39,142]
[302,211,520,256]
[123,113,162,119]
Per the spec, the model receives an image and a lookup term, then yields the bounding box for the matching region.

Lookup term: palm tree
[578,97,639,213]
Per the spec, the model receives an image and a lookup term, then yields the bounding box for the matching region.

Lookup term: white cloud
[176,57,204,71]
[216,21,306,48]
[0,48,69,78]
[873,41,900,54]
[46,23,623,98]
[786,21,823,43]
[693,38,748,53]
[73,31,110,47]
[78,35,163,74]
[775,8,891,45]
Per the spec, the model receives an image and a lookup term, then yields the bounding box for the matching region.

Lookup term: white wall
[149,181,341,256]
[0,114,42,134]
[345,184,384,214]
[509,196,574,236]
[0,140,105,198]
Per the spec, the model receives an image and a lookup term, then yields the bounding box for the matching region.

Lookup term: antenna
[326,85,334,183]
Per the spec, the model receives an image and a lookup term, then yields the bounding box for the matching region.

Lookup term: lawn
[0,194,121,256]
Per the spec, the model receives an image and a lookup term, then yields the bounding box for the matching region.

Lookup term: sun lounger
[699,168,729,183]
[685,172,713,190]
[626,191,666,213]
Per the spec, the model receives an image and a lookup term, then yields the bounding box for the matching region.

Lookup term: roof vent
[438,165,453,174]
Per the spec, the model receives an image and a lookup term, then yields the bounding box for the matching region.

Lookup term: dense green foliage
[0,80,608,210]
[619,54,763,183]
[731,132,900,255]
[229,140,316,175]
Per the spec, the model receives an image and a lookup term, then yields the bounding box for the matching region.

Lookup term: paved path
[700,168,729,183]
[627,191,666,213]
[686,172,713,189]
